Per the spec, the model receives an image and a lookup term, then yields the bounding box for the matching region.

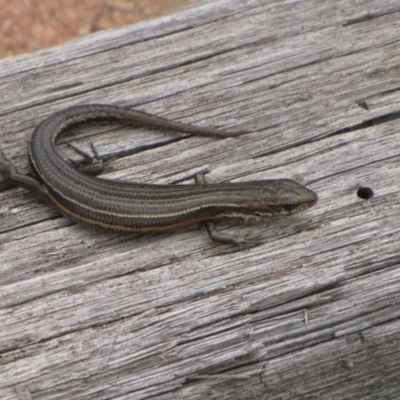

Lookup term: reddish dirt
[0,0,198,58]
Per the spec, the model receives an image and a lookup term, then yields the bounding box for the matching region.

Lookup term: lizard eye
[282,204,298,213]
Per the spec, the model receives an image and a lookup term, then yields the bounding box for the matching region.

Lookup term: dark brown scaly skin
[0,104,318,246]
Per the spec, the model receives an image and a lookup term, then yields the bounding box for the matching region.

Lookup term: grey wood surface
[1,0,400,399]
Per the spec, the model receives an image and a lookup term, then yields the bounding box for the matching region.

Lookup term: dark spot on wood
[357,186,374,200]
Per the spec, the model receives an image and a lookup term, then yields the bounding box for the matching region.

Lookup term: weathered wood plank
[1,0,400,399]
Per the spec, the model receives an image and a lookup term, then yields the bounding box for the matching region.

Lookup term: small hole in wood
[357,186,374,200]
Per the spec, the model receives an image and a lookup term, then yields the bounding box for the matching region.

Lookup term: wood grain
[1,0,400,399]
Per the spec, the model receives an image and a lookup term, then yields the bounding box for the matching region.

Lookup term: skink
[0,104,317,246]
